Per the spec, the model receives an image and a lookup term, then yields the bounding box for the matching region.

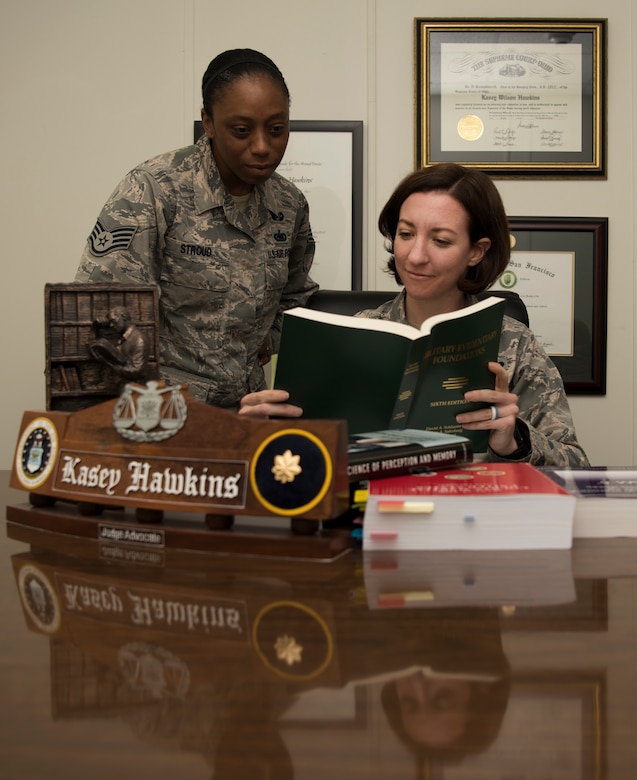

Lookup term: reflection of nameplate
[9,543,349,696]
[8,382,351,558]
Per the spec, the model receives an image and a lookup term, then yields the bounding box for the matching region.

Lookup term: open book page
[281,294,504,340]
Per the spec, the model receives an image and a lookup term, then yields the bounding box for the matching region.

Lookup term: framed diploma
[415,19,607,177]
[194,119,364,290]
[497,217,608,394]
[278,120,364,290]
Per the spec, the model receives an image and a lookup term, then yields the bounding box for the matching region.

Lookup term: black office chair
[306,289,529,326]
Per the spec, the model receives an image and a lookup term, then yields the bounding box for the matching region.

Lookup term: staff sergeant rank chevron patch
[88,220,137,256]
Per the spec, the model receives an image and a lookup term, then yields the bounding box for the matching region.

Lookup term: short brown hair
[378,163,511,294]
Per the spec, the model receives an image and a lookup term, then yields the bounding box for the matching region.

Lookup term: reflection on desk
[2,473,637,779]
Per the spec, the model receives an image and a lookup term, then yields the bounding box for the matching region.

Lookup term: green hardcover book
[273,296,505,450]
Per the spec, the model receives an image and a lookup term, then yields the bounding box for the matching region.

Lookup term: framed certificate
[278,121,364,290]
[499,217,608,394]
[415,19,607,177]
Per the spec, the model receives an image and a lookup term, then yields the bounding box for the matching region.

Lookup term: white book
[541,467,637,537]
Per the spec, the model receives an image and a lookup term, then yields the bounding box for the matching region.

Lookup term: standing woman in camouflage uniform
[76,49,317,412]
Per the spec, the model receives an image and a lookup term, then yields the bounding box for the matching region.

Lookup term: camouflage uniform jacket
[356,291,589,467]
[75,135,318,407]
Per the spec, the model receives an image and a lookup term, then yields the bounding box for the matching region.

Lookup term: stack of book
[361,462,576,551]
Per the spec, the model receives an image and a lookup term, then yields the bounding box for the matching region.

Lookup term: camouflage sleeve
[492,318,590,467]
[75,169,170,284]
[266,198,318,356]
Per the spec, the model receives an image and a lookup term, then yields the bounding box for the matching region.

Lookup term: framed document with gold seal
[415,18,607,177]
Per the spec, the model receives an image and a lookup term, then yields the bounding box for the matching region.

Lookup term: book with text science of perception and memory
[362,463,576,551]
[541,467,637,538]
[347,428,473,482]
[273,296,506,450]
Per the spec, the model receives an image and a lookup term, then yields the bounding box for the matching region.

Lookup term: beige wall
[1,0,635,468]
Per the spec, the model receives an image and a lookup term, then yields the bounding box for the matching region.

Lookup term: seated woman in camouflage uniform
[76,48,317,409]
[243,164,589,468]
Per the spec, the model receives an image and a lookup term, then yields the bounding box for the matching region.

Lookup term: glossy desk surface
[2,473,636,779]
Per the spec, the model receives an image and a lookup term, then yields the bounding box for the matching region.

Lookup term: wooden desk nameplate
[8,381,352,559]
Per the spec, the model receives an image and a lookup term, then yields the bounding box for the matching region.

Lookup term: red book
[363,463,575,551]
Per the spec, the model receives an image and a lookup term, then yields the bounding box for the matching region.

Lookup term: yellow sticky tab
[378,590,435,606]
[377,500,435,514]
[353,489,369,504]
